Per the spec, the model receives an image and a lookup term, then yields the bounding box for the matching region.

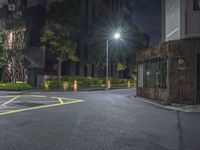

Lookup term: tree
[88,16,149,79]
[41,23,78,81]
[0,31,7,69]
[0,0,27,83]
[0,28,26,83]
[41,0,80,81]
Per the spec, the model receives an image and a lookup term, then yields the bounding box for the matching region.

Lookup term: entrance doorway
[197,54,200,104]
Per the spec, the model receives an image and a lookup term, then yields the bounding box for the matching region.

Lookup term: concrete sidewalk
[131,96,200,112]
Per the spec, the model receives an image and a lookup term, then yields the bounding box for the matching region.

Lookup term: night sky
[133,0,161,46]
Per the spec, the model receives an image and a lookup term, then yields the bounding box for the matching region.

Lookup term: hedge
[43,76,136,90]
[0,83,32,91]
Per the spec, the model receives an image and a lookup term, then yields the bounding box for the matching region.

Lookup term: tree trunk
[57,54,62,82]
[11,56,16,84]
[94,58,101,78]
[94,68,98,78]
[1,66,6,83]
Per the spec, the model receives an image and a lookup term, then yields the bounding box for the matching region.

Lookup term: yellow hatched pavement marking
[0,100,84,116]
[1,95,21,107]
[0,96,16,98]
[51,96,82,101]
[28,95,47,98]
[58,98,64,104]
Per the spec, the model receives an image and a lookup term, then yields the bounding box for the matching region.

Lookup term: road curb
[130,96,200,113]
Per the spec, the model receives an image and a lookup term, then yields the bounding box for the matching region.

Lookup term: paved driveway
[0,89,200,150]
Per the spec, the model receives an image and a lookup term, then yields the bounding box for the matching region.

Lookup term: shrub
[43,76,135,89]
[43,80,63,89]
[63,76,103,87]
[44,76,103,89]
[0,83,32,91]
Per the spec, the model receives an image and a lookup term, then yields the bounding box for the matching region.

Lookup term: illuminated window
[194,0,200,11]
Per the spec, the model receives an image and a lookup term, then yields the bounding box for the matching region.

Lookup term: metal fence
[138,57,167,89]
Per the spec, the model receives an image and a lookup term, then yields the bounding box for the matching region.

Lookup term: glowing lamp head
[114,33,120,39]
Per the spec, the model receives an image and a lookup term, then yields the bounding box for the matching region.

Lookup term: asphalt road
[0,89,200,150]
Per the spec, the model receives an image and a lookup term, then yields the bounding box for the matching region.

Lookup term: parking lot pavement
[0,94,84,116]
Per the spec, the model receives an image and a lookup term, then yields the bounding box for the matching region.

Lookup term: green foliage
[41,0,80,81]
[44,80,63,89]
[0,50,7,68]
[0,32,8,68]
[0,32,7,45]
[0,83,32,91]
[41,0,80,60]
[117,63,127,71]
[40,23,78,61]
[0,29,26,83]
[43,76,103,89]
[88,15,150,78]
[63,76,103,88]
[47,0,80,31]
[43,76,136,89]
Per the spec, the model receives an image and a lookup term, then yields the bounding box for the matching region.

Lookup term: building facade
[44,0,134,82]
[162,0,200,41]
[137,0,200,104]
[0,0,134,86]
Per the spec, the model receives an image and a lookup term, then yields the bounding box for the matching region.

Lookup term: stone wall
[137,87,168,101]
[137,38,200,104]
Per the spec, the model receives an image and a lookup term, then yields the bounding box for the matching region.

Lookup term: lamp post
[105,33,121,90]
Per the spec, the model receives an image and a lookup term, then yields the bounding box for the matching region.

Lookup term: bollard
[44,81,49,90]
[108,80,111,89]
[73,80,78,92]
[63,81,68,90]
[128,80,131,88]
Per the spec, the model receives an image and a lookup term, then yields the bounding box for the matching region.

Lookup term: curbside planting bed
[0,83,32,91]
[43,76,136,90]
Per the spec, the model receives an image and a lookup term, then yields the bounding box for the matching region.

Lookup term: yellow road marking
[28,95,47,98]
[1,95,21,107]
[0,110,15,112]
[0,100,84,116]
[58,98,64,104]
[64,97,84,101]
[52,96,82,101]
[0,96,16,98]
[13,100,57,103]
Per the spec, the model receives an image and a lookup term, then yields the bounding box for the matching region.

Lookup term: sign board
[177,67,186,70]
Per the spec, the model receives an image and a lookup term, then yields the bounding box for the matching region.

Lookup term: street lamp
[105,33,121,90]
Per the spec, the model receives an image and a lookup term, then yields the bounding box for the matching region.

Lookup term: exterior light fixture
[114,33,120,39]
[105,32,121,90]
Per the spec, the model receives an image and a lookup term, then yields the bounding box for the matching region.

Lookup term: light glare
[114,33,120,39]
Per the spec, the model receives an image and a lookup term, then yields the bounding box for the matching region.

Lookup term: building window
[194,0,200,11]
